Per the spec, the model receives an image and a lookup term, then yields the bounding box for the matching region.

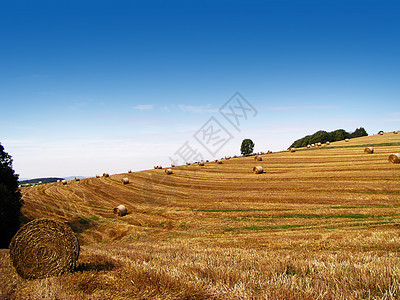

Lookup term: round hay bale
[95,174,100,178]
[128,169,132,173]
[165,168,173,175]
[61,180,67,185]
[311,144,315,147]
[225,156,231,160]
[379,131,384,135]
[364,147,374,154]
[253,166,263,174]
[171,163,175,168]
[326,141,330,145]
[394,131,398,134]
[122,178,129,184]
[114,205,127,216]
[56,179,60,183]
[255,155,262,161]
[345,138,349,142]
[154,166,158,169]
[388,153,400,164]
[103,173,109,177]
[186,162,190,166]
[75,177,80,181]
[198,161,205,166]
[307,145,311,148]
[267,150,272,154]
[9,218,79,279]
[317,142,322,147]
[290,148,296,153]
[215,160,222,164]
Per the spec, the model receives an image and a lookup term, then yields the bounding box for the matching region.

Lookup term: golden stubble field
[1,132,400,299]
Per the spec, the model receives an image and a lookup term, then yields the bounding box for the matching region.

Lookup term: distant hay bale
[113,204,127,217]
[255,155,262,161]
[307,145,311,148]
[198,160,205,166]
[388,153,400,164]
[171,163,175,168]
[225,156,231,160]
[103,173,109,177]
[260,152,265,155]
[345,138,349,142]
[157,165,162,169]
[253,166,263,174]
[61,180,67,185]
[394,131,398,134]
[215,160,222,164]
[96,174,100,178]
[154,166,157,169]
[128,170,132,173]
[122,178,129,184]
[9,218,79,279]
[290,148,296,153]
[364,147,374,154]
[326,141,330,145]
[379,131,384,135]
[75,177,80,181]
[311,144,315,147]
[267,150,272,154]
[165,168,173,175]
[317,142,322,147]
[186,162,190,165]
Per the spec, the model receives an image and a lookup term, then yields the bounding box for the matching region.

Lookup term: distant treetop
[289,127,368,149]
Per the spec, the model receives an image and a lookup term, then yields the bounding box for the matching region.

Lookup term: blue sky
[1,0,399,179]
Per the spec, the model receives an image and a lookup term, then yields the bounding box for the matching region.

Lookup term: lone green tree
[241,138,255,156]
[0,142,23,248]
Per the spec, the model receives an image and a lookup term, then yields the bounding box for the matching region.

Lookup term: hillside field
[1,132,400,299]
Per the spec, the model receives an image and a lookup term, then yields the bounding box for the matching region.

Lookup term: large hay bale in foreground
[388,153,400,164]
[255,155,262,161]
[253,166,263,174]
[114,205,127,216]
[122,178,129,184]
[9,218,79,279]
[364,147,374,154]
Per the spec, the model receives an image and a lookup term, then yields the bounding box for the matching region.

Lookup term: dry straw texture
[122,178,129,184]
[255,155,262,161]
[165,169,173,175]
[9,218,79,280]
[364,147,374,154]
[388,153,400,164]
[113,205,127,216]
[253,166,263,174]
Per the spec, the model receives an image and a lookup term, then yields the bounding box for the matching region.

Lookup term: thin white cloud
[132,104,154,110]
[178,104,217,113]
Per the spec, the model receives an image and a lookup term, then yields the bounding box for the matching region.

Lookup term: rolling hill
[1,131,400,299]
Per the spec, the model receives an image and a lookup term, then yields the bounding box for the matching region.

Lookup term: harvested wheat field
[1,132,400,299]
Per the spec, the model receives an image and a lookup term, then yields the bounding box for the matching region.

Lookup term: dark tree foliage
[0,143,23,248]
[289,127,368,148]
[241,139,255,156]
